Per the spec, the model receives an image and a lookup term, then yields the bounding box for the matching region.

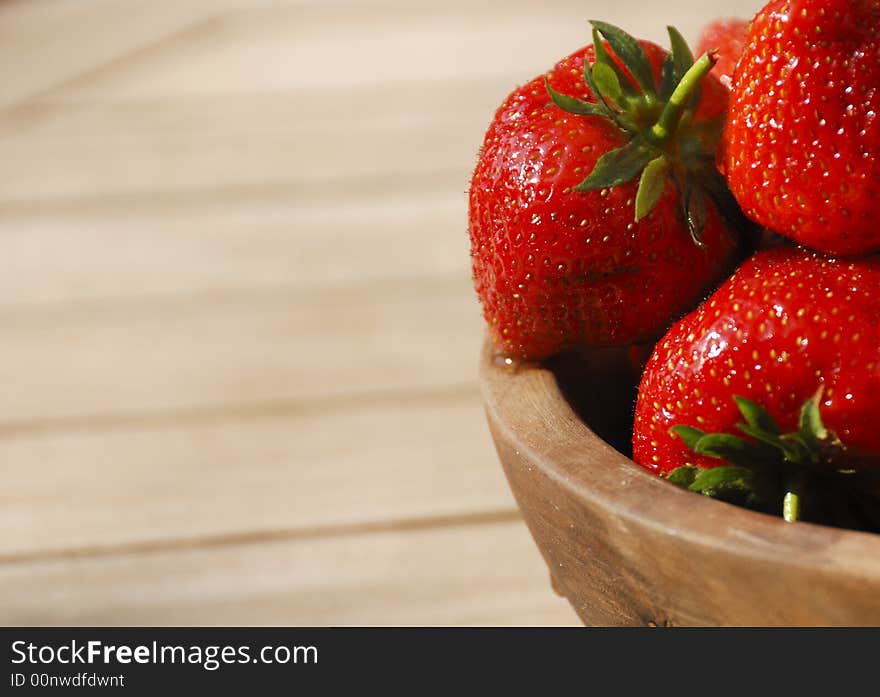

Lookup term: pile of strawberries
[468,0,880,527]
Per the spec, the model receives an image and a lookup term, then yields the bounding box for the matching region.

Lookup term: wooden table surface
[0,0,760,626]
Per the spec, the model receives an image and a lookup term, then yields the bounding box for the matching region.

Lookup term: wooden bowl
[479,338,880,626]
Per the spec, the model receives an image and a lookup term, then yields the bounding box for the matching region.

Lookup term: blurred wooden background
[0,0,759,625]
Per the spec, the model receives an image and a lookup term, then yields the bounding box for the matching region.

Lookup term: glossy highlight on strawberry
[633,245,880,477]
[722,0,880,256]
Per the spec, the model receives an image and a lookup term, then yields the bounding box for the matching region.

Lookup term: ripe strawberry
[469,22,744,360]
[632,245,880,522]
[722,0,880,256]
[695,18,749,89]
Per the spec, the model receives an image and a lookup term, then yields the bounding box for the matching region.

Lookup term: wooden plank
[38,0,761,102]
[11,77,508,133]
[0,184,468,309]
[0,0,761,115]
[0,391,514,557]
[0,519,579,626]
[0,277,483,424]
[0,91,479,205]
[0,0,227,110]
[43,4,588,101]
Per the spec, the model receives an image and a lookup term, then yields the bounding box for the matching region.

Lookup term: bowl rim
[479,336,880,579]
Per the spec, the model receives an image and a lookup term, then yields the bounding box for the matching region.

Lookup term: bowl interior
[547,347,641,459]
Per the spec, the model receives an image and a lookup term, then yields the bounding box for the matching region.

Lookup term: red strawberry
[695,18,749,89]
[632,245,880,522]
[469,22,744,360]
[722,0,880,256]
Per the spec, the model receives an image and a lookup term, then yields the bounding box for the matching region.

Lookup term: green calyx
[545,22,727,244]
[665,390,849,523]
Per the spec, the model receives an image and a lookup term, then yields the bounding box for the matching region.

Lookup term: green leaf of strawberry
[574,141,653,191]
[666,25,694,81]
[592,61,625,105]
[688,466,765,508]
[665,465,699,487]
[684,432,765,467]
[665,464,768,511]
[545,81,606,117]
[734,396,780,436]
[589,20,656,94]
[634,156,670,221]
[591,27,639,104]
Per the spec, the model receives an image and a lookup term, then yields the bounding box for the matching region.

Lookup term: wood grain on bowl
[480,338,880,627]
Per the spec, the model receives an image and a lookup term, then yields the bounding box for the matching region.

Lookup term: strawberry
[722,0,880,257]
[632,245,880,523]
[469,22,744,360]
[695,18,749,89]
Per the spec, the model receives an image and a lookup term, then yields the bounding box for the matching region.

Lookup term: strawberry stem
[783,472,810,522]
[647,51,717,148]
[783,490,801,522]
